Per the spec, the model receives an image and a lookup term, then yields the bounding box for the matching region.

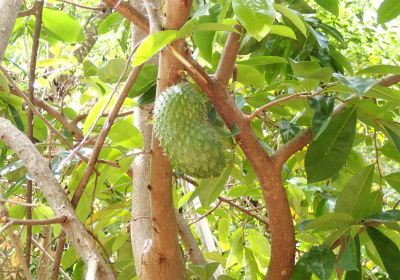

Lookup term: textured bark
[129,1,154,276]
[139,0,191,279]
[0,118,115,280]
[0,0,22,60]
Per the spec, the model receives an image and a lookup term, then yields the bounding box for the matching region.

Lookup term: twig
[188,200,222,226]
[56,0,106,11]
[72,110,134,125]
[3,216,67,226]
[0,190,33,280]
[0,221,14,235]
[373,129,383,187]
[218,197,269,226]
[104,0,149,33]
[0,199,39,207]
[31,237,72,280]
[26,0,44,267]
[71,64,143,207]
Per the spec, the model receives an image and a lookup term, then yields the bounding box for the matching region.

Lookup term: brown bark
[129,0,154,275]
[139,0,191,279]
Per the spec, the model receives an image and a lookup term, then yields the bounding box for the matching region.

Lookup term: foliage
[0,0,400,279]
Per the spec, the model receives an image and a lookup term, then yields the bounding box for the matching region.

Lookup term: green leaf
[339,236,358,271]
[194,165,232,207]
[279,119,301,143]
[218,216,231,251]
[365,85,400,105]
[329,50,353,76]
[290,253,312,280]
[366,227,400,280]
[133,30,179,66]
[270,25,296,40]
[333,73,377,95]
[236,64,265,88]
[108,119,143,150]
[236,56,288,65]
[335,165,375,219]
[274,4,307,36]
[98,13,124,34]
[309,95,334,139]
[128,64,157,98]
[0,71,10,94]
[308,245,336,280]
[385,172,400,193]
[377,0,400,24]
[382,124,400,152]
[344,235,362,280]
[304,213,355,232]
[97,58,127,84]
[226,227,244,268]
[42,8,85,43]
[189,262,220,280]
[83,60,97,77]
[357,65,400,75]
[314,0,339,16]
[365,210,400,223]
[305,107,357,183]
[232,0,276,41]
[289,58,320,77]
[247,229,270,268]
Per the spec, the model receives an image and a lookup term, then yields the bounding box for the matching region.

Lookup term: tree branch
[104,0,149,33]
[2,216,67,226]
[274,74,400,167]
[71,65,143,208]
[0,118,115,279]
[214,26,242,86]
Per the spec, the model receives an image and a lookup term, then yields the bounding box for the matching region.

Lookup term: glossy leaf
[309,95,334,139]
[0,71,9,94]
[274,4,307,36]
[97,58,127,84]
[98,13,124,34]
[304,213,355,232]
[133,30,179,66]
[335,165,375,219]
[290,253,312,280]
[305,107,357,183]
[365,210,400,223]
[237,56,288,65]
[367,227,400,280]
[232,0,276,41]
[42,8,85,43]
[357,65,400,75]
[314,0,339,16]
[333,73,377,95]
[308,245,336,280]
[339,236,358,271]
[270,25,297,40]
[344,235,362,280]
[236,64,265,88]
[377,0,400,24]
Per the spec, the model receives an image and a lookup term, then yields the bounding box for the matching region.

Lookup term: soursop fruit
[153,82,226,178]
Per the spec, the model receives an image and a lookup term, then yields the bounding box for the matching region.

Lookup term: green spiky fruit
[154,82,226,178]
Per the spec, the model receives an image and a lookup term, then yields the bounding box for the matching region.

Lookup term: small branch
[0,199,39,207]
[71,65,143,208]
[176,212,210,268]
[188,200,222,226]
[72,110,134,125]
[104,0,150,33]
[0,221,14,235]
[31,237,72,280]
[26,0,44,267]
[0,191,33,280]
[3,216,67,226]
[56,0,106,11]
[18,8,36,17]
[249,93,307,120]
[273,74,400,167]
[214,25,242,86]
[218,197,269,227]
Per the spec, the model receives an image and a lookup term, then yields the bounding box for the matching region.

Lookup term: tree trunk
[0,0,22,60]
